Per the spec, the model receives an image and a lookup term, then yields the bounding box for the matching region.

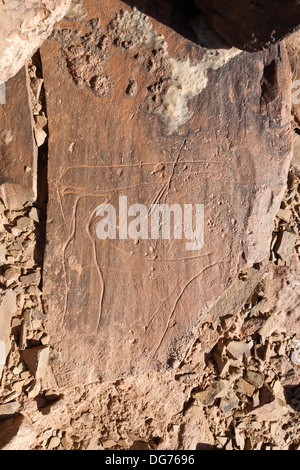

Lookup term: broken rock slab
[41,0,292,387]
[0,183,35,212]
[274,231,297,262]
[0,290,17,384]
[209,265,269,325]
[193,381,228,406]
[292,133,300,172]
[226,341,252,361]
[0,402,21,421]
[262,257,300,338]
[41,395,65,416]
[286,31,300,124]
[0,415,35,450]
[0,67,37,200]
[21,346,50,381]
[0,0,72,83]
[244,371,265,390]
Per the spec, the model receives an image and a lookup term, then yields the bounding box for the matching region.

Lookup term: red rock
[236,378,256,397]
[226,341,251,360]
[0,415,35,450]
[286,31,300,124]
[0,183,35,212]
[263,257,300,338]
[250,399,290,421]
[180,405,215,450]
[0,0,71,83]
[40,1,292,387]
[293,133,300,171]
[0,290,17,384]
[274,231,297,262]
[209,265,269,324]
[0,67,37,201]
[0,402,21,421]
[21,346,50,380]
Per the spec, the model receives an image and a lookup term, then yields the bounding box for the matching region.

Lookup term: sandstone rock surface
[40,0,292,387]
[0,67,37,198]
[0,0,298,451]
[21,346,50,380]
[0,0,71,83]
[0,290,17,383]
[263,256,300,338]
[0,415,35,450]
[293,133,300,171]
[286,31,300,125]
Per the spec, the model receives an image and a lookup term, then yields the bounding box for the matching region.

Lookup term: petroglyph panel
[41,0,292,386]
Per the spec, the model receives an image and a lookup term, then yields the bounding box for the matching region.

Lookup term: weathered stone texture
[0,415,35,450]
[286,31,300,125]
[263,257,300,339]
[0,0,71,83]
[40,0,292,388]
[0,67,37,197]
[0,290,17,384]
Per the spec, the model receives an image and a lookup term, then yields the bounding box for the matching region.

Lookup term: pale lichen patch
[108,8,241,134]
[107,8,167,51]
[158,48,241,134]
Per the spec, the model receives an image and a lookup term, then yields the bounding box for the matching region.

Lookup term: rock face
[286,31,300,125]
[0,67,37,196]
[0,0,71,83]
[0,290,17,383]
[194,0,300,51]
[263,257,300,339]
[294,133,300,171]
[0,0,298,452]
[22,346,50,380]
[0,415,35,450]
[40,0,292,387]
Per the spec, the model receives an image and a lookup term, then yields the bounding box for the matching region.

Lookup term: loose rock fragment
[0,290,17,382]
[274,231,297,261]
[259,317,278,339]
[0,184,35,211]
[21,346,50,380]
[41,396,65,416]
[16,217,34,231]
[65,0,87,20]
[26,380,41,399]
[0,415,35,450]
[244,371,265,389]
[19,272,40,286]
[34,128,47,147]
[220,392,239,415]
[291,340,300,365]
[193,381,227,406]
[226,341,252,360]
[236,378,256,397]
[0,402,21,420]
[47,436,61,450]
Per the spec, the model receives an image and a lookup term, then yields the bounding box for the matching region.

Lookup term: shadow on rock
[284,384,300,412]
[123,0,200,43]
[196,443,217,450]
